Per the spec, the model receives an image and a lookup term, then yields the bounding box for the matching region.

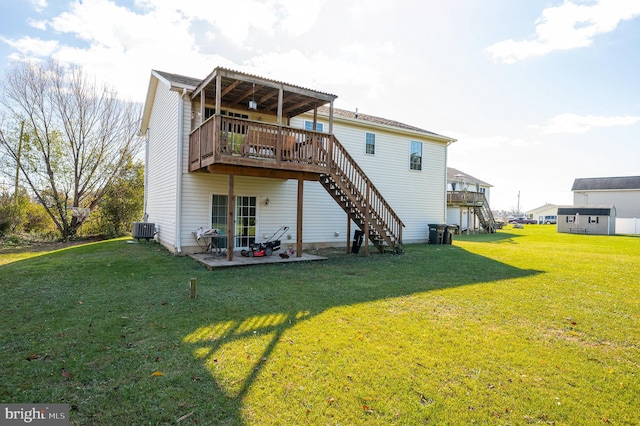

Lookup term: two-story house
[140,67,456,259]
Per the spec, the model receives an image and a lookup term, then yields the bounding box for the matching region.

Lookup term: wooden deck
[447,190,486,206]
[188,115,404,254]
[189,116,330,179]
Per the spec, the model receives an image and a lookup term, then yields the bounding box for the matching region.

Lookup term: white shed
[556,205,616,235]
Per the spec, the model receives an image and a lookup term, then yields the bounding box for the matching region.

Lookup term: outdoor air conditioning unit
[132,222,156,241]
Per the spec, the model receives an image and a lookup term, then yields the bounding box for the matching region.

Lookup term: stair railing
[324,135,404,251]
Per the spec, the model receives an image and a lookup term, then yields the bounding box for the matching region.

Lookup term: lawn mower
[241,226,289,257]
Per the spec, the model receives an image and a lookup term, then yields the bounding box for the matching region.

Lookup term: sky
[1,0,639,212]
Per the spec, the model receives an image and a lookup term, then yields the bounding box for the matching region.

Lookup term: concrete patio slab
[188,250,328,270]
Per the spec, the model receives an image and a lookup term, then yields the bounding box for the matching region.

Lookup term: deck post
[276,126,282,166]
[200,89,205,126]
[227,174,235,261]
[196,127,201,169]
[328,100,334,134]
[313,107,318,132]
[277,88,283,125]
[346,216,351,254]
[364,179,370,255]
[215,73,221,113]
[296,178,303,257]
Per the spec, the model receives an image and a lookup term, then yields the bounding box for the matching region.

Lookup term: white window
[410,141,422,171]
[304,121,323,132]
[365,132,375,155]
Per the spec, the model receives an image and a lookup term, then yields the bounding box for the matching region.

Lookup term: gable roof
[154,70,201,89]
[317,106,448,138]
[572,176,640,191]
[141,68,337,133]
[192,67,337,119]
[140,70,200,132]
[447,167,492,187]
[525,203,558,215]
[557,205,615,216]
[141,67,454,141]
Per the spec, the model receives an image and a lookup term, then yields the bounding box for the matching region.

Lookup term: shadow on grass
[180,243,542,423]
[454,231,524,244]
[0,240,541,424]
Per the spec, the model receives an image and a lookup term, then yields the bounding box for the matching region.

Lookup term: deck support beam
[227,174,235,261]
[364,180,370,255]
[346,217,351,254]
[296,178,303,257]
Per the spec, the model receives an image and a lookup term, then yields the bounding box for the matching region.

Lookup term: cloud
[530,113,640,133]
[29,0,48,12]
[445,132,541,150]
[134,0,321,48]
[243,49,384,102]
[0,0,327,101]
[27,19,48,30]
[486,0,640,64]
[1,35,58,57]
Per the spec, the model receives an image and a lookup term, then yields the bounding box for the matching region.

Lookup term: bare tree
[0,60,142,239]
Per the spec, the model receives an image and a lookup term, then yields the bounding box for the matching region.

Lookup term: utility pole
[517,191,520,216]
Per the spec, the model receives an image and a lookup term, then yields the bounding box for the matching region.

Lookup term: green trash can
[428,224,445,244]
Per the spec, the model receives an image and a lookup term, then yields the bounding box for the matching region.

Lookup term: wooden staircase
[474,193,497,233]
[319,135,404,253]
[447,190,497,233]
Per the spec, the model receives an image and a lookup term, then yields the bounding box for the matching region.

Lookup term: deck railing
[447,190,486,205]
[327,134,404,249]
[189,116,330,171]
[188,115,404,250]
[447,190,496,233]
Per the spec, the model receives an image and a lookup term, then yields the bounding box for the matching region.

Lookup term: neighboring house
[526,204,558,224]
[140,67,456,258]
[572,176,640,219]
[446,167,496,233]
[557,205,616,235]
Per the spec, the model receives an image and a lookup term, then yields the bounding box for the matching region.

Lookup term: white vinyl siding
[149,91,449,252]
[179,173,302,253]
[573,189,640,219]
[145,83,180,249]
[291,115,447,244]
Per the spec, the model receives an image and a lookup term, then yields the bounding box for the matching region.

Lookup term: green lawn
[1,226,638,425]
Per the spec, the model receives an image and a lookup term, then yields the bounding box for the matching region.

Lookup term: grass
[0,226,638,425]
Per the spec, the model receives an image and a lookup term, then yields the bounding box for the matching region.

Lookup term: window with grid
[304,121,323,132]
[210,195,228,248]
[365,132,375,155]
[235,196,256,248]
[410,141,422,171]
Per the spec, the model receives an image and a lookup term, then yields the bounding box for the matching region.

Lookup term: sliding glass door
[235,196,257,248]
[211,194,257,249]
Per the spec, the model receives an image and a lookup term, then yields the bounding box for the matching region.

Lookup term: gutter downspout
[143,128,149,221]
[175,87,187,254]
